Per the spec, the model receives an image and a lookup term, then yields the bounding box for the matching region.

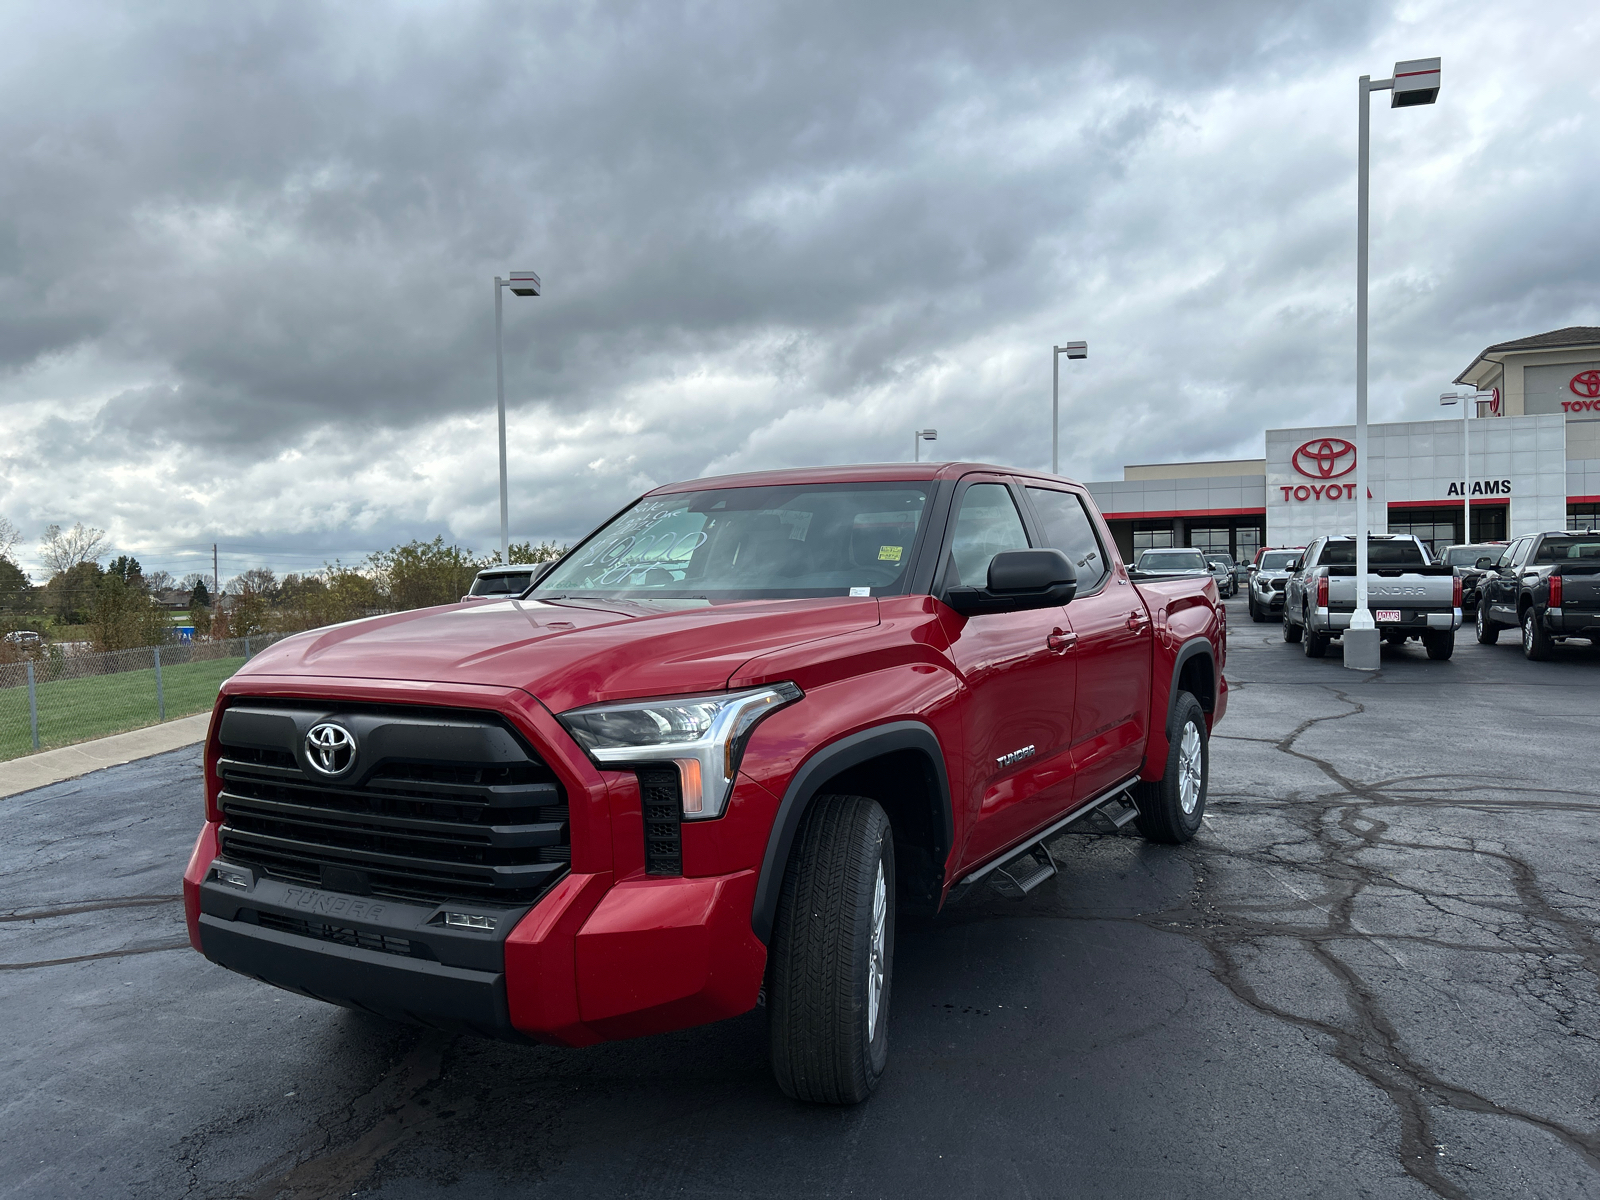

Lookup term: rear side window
[948,483,1029,587]
[1026,488,1110,591]
[1535,536,1600,562]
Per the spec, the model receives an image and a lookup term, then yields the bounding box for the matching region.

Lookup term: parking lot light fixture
[914,429,938,463]
[1052,341,1087,475]
[494,270,541,564]
[1347,59,1439,671]
[1440,391,1472,544]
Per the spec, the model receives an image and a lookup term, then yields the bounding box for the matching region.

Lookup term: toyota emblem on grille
[305,722,357,776]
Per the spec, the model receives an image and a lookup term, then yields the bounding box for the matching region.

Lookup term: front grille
[254,911,425,958]
[1271,579,1287,592]
[214,704,570,907]
[638,765,683,876]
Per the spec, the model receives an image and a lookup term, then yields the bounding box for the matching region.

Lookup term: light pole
[1346,57,1440,672]
[1052,341,1087,474]
[494,270,541,564]
[1440,391,1473,544]
[914,428,938,462]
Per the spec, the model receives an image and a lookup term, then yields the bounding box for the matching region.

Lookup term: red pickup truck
[183,463,1226,1104]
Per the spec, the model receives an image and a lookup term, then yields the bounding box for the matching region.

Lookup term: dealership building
[1084,326,1600,562]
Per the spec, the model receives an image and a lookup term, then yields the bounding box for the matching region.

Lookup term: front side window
[534,483,930,601]
[947,483,1029,587]
[1026,487,1110,591]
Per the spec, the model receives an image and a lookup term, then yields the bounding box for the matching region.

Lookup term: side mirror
[1287,558,1303,572]
[1475,556,1495,570]
[945,549,1078,616]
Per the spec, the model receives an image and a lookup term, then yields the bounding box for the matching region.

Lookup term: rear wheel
[1133,692,1208,844]
[1475,604,1500,645]
[1423,630,1454,660]
[769,794,894,1105]
[1302,608,1328,658]
[1283,606,1302,643]
[1521,608,1553,662]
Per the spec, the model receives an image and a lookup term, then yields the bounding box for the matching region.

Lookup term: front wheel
[1522,608,1553,662]
[1248,595,1264,623]
[1476,604,1500,645]
[769,794,895,1105]
[1133,691,1208,844]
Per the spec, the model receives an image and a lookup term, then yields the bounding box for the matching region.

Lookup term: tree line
[0,517,566,658]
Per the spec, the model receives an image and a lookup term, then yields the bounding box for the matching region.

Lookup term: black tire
[1133,692,1208,844]
[1283,606,1302,643]
[1303,609,1328,658]
[1521,608,1553,662]
[1424,630,1454,660]
[1475,604,1500,645]
[768,794,895,1105]
[1248,595,1264,623]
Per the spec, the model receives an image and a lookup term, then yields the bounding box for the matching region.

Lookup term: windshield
[1535,536,1600,563]
[1443,545,1498,567]
[1317,539,1426,567]
[533,483,931,600]
[1258,551,1298,571]
[1137,549,1207,571]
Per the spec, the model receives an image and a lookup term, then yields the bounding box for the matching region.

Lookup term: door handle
[1125,610,1149,632]
[1047,628,1077,653]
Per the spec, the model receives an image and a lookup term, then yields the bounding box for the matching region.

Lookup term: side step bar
[951,775,1142,902]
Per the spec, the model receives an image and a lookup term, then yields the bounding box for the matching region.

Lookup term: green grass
[0,656,245,761]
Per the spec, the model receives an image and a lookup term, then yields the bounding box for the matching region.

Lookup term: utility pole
[213,544,219,603]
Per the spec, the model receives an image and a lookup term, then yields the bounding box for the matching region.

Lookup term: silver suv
[1246,548,1302,623]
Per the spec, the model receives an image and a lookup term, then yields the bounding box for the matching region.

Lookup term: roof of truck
[646,462,1084,494]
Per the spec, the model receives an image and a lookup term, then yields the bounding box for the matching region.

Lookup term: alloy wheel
[866,859,887,1042]
[1178,720,1203,815]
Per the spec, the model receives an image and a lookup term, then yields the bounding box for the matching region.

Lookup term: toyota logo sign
[1571,370,1600,399]
[1291,438,1357,480]
[305,722,358,777]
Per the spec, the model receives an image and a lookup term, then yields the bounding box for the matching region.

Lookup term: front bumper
[1251,586,1285,611]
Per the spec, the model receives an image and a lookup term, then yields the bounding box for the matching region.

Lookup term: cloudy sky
[2,0,1597,583]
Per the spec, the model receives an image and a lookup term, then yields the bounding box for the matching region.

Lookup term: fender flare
[750,720,952,945]
[1166,638,1216,739]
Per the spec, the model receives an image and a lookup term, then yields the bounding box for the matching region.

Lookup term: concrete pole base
[1342,627,1381,671]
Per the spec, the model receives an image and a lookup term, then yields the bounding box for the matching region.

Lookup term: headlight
[558,683,802,819]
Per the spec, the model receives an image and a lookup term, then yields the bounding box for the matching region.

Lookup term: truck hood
[235,596,882,714]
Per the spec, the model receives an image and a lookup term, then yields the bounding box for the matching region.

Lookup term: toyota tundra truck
[183,463,1227,1104]
[1283,533,1460,660]
[1475,528,1600,659]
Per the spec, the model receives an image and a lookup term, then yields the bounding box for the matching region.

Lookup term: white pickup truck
[1282,534,1461,660]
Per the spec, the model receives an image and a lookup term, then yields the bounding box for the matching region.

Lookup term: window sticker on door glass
[775,510,812,541]
[877,545,903,562]
[849,586,871,597]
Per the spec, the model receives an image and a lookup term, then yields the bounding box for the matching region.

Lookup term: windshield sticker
[877,545,903,562]
[777,510,813,541]
[849,586,871,597]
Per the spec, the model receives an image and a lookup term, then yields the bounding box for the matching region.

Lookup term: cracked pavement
[2,597,1596,1198]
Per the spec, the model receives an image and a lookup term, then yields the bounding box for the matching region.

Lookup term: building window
[1187,527,1232,555]
[1389,505,1506,553]
[1235,527,1262,564]
[1571,504,1600,530]
[1132,524,1175,551]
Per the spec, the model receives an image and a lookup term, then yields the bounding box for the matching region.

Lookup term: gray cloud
[1,0,1596,580]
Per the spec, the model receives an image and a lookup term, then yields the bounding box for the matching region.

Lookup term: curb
[0,714,210,799]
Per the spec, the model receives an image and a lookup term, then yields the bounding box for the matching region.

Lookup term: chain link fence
[0,633,288,762]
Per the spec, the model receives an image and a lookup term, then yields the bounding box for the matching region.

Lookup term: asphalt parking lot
[3,597,1597,1200]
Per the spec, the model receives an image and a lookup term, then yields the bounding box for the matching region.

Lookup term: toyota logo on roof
[305,722,358,777]
[1292,438,1357,480]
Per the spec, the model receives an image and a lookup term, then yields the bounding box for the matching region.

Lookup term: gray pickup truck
[1283,534,1460,660]
[1474,529,1600,660]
